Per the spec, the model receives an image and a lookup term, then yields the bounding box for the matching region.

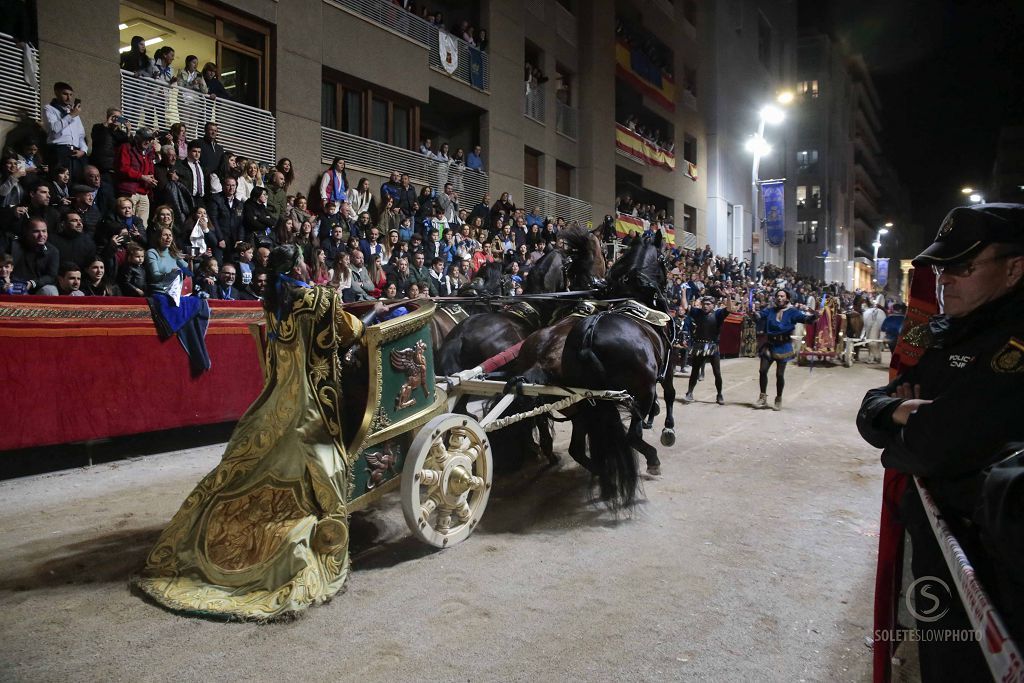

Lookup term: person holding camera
[90,108,132,184]
[43,82,88,182]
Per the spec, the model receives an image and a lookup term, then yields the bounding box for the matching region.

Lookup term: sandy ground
[0,357,892,682]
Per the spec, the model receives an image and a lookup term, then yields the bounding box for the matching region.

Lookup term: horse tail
[583,400,639,509]
[576,314,607,381]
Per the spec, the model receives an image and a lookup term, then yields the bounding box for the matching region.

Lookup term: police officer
[857,203,1024,681]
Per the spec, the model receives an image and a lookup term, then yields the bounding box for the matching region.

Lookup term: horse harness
[577,299,677,381]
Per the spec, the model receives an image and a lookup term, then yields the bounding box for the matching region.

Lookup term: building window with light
[796,149,818,172]
[797,185,807,208]
[798,80,819,98]
[797,220,819,244]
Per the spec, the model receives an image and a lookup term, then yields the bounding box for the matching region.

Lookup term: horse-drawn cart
[310,300,632,550]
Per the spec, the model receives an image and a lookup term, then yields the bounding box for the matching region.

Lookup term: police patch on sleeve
[991,337,1024,373]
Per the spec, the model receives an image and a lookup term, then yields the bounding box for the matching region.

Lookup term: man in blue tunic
[756,289,817,410]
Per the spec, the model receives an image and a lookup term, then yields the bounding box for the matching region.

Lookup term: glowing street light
[969,193,984,203]
[745,134,772,157]
[750,98,790,266]
[776,90,795,105]
[961,187,974,195]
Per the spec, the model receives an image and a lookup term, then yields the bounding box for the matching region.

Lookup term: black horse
[524,225,606,293]
[500,233,675,507]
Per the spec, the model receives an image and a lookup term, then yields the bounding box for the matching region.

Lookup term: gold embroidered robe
[133,286,363,620]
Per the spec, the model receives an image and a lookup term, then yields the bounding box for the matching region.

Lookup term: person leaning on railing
[857,203,1024,681]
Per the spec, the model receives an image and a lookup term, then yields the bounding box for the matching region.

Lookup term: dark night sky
[799,0,1024,248]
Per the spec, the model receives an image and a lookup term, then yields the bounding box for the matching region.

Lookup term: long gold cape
[133,286,363,620]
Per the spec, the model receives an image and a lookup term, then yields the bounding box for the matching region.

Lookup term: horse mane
[560,225,598,289]
[605,236,669,310]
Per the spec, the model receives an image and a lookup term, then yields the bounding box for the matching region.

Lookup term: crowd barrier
[0,296,265,451]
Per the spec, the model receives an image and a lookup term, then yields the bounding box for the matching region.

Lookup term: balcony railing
[120,71,277,165]
[321,126,489,208]
[0,32,39,122]
[429,30,489,92]
[327,0,488,91]
[325,0,434,45]
[523,85,545,123]
[523,184,592,228]
[555,100,578,140]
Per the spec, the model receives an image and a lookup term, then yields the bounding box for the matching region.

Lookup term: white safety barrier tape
[915,478,1023,682]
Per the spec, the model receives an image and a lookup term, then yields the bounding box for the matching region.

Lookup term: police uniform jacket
[857,288,1024,484]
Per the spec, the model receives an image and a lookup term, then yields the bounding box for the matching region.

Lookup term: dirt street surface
[0,358,890,682]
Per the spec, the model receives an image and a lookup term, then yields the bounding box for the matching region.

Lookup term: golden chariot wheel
[401,413,493,548]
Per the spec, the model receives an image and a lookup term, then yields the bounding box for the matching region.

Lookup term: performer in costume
[682,295,734,405]
[755,289,817,410]
[133,245,384,620]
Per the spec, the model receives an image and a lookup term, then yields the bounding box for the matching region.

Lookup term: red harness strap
[480,340,525,374]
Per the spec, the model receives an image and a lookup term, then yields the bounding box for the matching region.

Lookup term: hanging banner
[438,31,458,75]
[876,257,890,286]
[468,46,484,89]
[614,124,676,171]
[761,180,785,248]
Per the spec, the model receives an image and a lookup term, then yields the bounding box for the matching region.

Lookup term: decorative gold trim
[361,388,447,451]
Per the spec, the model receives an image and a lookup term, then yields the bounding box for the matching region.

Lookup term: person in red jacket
[115,127,158,227]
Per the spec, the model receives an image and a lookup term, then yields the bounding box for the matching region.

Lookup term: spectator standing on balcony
[43,82,89,182]
[265,171,288,222]
[90,108,131,185]
[48,211,96,270]
[319,157,349,209]
[147,47,177,86]
[12,219,59,294]
[120,36,152,75]
[192,123,225,180]
[476,28,488,52]
[0,155,26,219]
[201,63,231,100]
[419,138,437,159]
[347,177,375,218]
[466,145,484,172]
[397,173,417,219]
[435,142,452,190]
[115,127,158,226]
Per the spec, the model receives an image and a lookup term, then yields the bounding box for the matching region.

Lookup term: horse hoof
[660,429,675,447]
[647,465,662,476]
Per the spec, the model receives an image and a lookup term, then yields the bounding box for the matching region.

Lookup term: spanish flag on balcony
[615,213,675,246]
[615,40,676,111]
[615,125,677,171]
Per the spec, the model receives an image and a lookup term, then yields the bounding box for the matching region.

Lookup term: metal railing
[325,0,434,45]
[120,70,277,165]
[555,100,578,139]
[429,30,489,91]
[0,32,39,123]
[523,184,592,227]
[523,85,545,123]
[321,126,489,208]
[327,0,489,91]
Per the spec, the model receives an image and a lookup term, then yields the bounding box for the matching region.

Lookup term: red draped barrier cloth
[0,296,266,451]
[872,268,938,682]
[719,314,742,356]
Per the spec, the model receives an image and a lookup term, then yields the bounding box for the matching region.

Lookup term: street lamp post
[747,102,786,267]
[872,223,891,285]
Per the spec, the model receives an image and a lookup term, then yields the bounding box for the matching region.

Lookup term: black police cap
[913,203,1024,266]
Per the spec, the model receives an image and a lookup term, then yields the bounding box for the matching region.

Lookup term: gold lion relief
[204,485,306,572]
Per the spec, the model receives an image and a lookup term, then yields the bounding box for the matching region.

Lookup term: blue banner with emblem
[876,257,889,286]
[761,180,785,247]
[469,47,484,89]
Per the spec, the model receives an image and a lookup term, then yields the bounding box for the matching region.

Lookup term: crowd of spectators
[614,17,674,80]
[393,1,488,50]
[620,114,675,153]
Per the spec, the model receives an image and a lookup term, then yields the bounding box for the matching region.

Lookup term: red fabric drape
[0,296,265,450]
[872,268,938,682]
